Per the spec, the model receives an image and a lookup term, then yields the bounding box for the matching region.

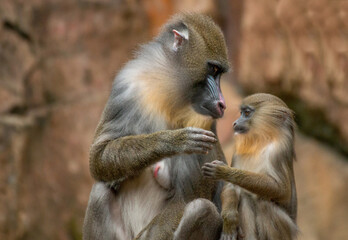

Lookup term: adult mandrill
[203,93,298,240]
[83,13,231,240]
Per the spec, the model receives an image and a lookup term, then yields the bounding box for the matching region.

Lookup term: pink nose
[217,100,226,111]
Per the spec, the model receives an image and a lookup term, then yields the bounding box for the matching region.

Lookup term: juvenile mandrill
[202,93,298,240]
[83,13,231,240]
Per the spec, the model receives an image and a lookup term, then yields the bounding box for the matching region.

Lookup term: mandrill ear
[172,29,188,52]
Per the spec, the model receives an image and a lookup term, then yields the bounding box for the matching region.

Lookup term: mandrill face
[191,62,227,119]
[233,105,254,134]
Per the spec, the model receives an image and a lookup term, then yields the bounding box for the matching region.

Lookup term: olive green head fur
[157,13,229,83]
[133,13,230,129]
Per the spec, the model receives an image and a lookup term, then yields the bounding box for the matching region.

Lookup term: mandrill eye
[244,110,251,117]
[208,63,221,77]
[213,66,219,75]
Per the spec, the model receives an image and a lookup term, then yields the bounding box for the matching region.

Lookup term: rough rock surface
[0,1,150,239]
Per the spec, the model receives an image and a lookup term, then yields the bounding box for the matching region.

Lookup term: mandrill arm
[90,127,217,183]
[202,160,289,202]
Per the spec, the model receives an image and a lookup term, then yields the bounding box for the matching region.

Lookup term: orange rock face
[0,1,150,239]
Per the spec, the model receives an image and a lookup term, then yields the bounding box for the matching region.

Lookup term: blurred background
[0,0,347,239]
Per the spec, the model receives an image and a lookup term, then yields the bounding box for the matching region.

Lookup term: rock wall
[0,0,347,239]
[0,1,150,239]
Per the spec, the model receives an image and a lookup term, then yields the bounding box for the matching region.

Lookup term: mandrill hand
[220,209,244,240]
[220,225,244,240]
[202,160,228,180]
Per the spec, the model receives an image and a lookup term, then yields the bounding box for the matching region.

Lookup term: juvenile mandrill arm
[90,127,217,182]
[202,161,289,201]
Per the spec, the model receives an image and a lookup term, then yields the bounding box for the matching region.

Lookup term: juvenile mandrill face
[191,62,227,119]
[233,105,254,134]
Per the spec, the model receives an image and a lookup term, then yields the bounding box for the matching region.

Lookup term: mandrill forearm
[216,166,288,201]
[90,127,217,183]
[90,132,175,182]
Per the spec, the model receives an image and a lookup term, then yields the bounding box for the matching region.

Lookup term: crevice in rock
[3,20,32,43]
[9,105,28,116]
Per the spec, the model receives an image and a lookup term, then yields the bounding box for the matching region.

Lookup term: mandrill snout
[210,99,226,118]
[233,121,249,134]
[215,100,226,118]
[217,100,226,111]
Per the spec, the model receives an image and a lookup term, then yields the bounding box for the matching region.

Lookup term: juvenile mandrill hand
[202,160,228,180]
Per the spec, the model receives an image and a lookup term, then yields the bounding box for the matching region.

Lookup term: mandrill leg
[174,198,222,240]
[135,198,222,240]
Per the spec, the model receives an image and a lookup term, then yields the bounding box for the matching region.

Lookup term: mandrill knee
[186,198,219,219]
[174,198,222,240]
